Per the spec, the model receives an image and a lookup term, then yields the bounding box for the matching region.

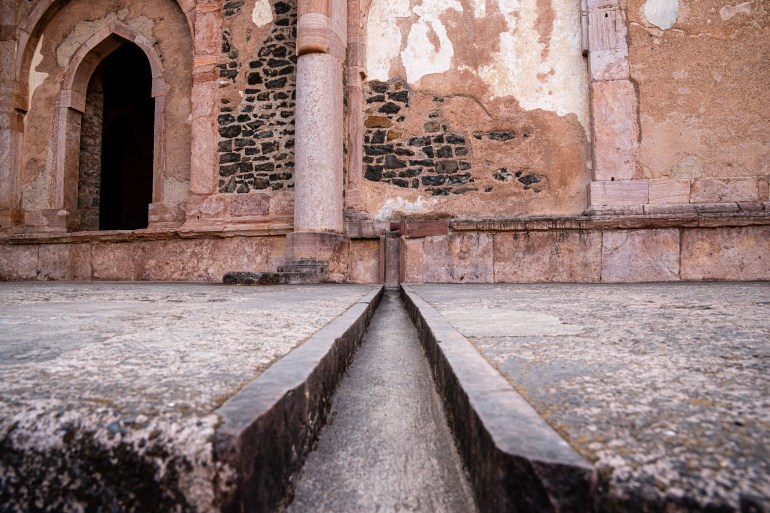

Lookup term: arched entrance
[78,43,155,231]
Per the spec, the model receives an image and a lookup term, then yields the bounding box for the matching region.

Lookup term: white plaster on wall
[643,0,679,30]
[375,195,435,220]
[366,0,412,81]
[252,0,274,28]
[401,0,464,83]
[366,0,590,129]
[29,36,48,103]
[719,1,752,20]
[477,0,590,129]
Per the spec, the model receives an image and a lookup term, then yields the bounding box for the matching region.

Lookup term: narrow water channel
[286,291,478,513]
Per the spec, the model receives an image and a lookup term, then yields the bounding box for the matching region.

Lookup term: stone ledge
[0,225,294,245]
[214,286,384,513]
[400,285,595,513]
[449,209,770,233]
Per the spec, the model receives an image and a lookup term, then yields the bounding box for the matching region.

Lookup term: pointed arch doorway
[78,42,155,231]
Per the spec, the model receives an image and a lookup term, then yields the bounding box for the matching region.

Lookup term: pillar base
[281,231,350,282]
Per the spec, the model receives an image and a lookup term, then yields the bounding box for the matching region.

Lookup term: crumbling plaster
[629,0,770,203]
[362,0,591,219]
[18,0,193,224]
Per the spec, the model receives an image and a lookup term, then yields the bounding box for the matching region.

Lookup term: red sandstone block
[493,231,602,283]
[590,180,648,208]
[648,179,691,205]
[681,226,770,281]
[591,80,639,181]
[601,229,680,282]
[690,177,761,204]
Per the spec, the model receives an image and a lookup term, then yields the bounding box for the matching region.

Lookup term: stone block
[681,226,770,281]
[447,233,493,283]
[590,180,649,208]
[591,80,639,181]
[230,194,270,217]
[0,244,38,280]
[420,237,451,283]
[602,229,680,282]
[92,243,142,281]
[349,239,380,284]
[648,179,690,205]
[494,231,602,282]
[690,177,760,204]
[402,238,426,283]
[38,244,92,281]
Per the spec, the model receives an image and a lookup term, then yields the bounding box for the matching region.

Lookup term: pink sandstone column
[344,0,365,212]
[284,0,348,269]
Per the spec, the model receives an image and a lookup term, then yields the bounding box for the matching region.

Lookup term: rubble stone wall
[216,0,297,195]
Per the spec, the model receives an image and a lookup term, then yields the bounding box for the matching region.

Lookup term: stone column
[286,0,348,271]
[586,0,646,211]
[0,0,20,230]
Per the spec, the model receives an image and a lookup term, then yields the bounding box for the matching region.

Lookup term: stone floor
[410,283,770,512]
[0,282,375,513]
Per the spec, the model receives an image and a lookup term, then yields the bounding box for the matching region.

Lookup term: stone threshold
[214,285,384,513]
[400,285,596,513]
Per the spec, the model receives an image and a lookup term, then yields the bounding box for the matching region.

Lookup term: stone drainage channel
[286,290,479,513]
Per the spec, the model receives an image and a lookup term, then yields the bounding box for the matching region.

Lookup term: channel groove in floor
[286,291,478,513]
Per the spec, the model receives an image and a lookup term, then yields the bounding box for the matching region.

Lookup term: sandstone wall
[628,0,770,205]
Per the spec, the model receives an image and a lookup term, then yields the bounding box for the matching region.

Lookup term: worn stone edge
[400,285,596,513]
[213,285,384,513]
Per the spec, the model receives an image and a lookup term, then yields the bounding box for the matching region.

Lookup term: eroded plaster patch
[719,1,752,20]
[29,36,48,103]
[366,0,412,81]
[367,0,590,129]
[401,0,464,83]
[643,0,679,30]
[252,0,274,28]
[375,195,435,220]
[477,0,589,129]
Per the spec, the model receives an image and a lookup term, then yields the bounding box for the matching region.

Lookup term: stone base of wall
[0,229,383,284]
[400,212,770,283]
[2,212,768,284]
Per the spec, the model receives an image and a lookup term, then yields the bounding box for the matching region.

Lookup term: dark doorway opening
[98,43,155,230]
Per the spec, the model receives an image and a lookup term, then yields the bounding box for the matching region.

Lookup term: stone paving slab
[0,282,377,513]
[410,283,770,513]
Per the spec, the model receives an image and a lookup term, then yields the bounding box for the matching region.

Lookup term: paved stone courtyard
[411,282,770,512]
[0,283,375,512]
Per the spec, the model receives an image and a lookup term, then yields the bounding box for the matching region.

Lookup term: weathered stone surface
[411,282,770,513]
[402,233,493,283]
[493,231,602,282]
[590,180,649,208]
[591,80,639,181]
[648,178,690,205]
[0,245,38,281]
[690,177,761,204]
[348,239,381,284]
[401,286,596,513]
[681,226,770,281]
[601,229,680,282]
[0,283,378,513]
[38,243,92,281]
